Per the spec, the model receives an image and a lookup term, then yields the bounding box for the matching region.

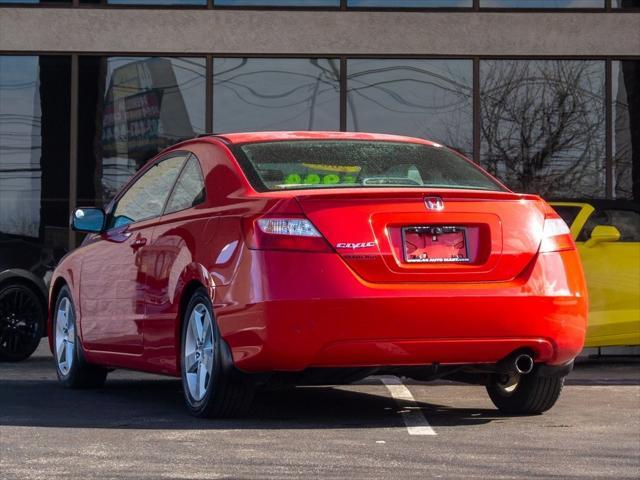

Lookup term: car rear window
[233,140,505,192]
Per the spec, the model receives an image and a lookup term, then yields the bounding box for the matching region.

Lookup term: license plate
[402,226,470,263]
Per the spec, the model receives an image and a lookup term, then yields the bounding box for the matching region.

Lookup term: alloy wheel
[184,303,215,401]
[55,296,75,375]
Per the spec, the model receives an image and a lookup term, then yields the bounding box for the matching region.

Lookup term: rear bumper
[215,249,588,372]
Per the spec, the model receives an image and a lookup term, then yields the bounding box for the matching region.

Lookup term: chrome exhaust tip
[514,354,534,375]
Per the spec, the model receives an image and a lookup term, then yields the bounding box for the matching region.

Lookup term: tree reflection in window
[480,60,606,199]
[348,1,472,6]
[213,58,340,132]
[346,59,473,156]
[481,0,603,7]
[215,0,338,5]
[613,60,640,200]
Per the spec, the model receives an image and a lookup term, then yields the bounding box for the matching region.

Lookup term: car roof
[202,131,442,147]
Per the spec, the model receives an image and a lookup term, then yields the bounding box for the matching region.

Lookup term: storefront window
[481,0,603,6]
[0,55,70,260]
[480,60,606,199]
[348,1,472,6]
[346,59,473,156]
[0,0,69,3]
[80,0,206,4]
[77,57,206,207]
[612,60,640,200]
[613,0,640,8]
[215,1,339,5]
[213,58,340,133]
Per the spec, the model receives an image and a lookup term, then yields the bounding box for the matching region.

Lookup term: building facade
[0,1,639,263]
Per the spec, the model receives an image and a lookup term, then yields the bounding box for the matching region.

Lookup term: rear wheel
[54,286,108,388]
[486,373,564,414]
[0,283,44,361]
[181,288,253,418]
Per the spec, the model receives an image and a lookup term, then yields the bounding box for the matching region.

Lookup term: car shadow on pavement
[0,376,505,430]
[3,349,637,431]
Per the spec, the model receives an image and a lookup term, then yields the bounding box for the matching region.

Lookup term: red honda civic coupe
[48,132,587,417]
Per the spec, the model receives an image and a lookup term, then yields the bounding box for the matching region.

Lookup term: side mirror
[71,207,105,233]
[585,225,621,248]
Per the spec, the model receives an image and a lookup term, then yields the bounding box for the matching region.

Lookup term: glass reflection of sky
[346,59,473,156]
[481,0,603,7]
[348,1,471,6]
[100,57,205,202]
[0,0,609,5]
[0,56,41,238]
[216,0,338,5]
[107,0,205,4]
[213,58,341,132]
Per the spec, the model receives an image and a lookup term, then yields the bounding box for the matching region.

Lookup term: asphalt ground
[1,342,639,479]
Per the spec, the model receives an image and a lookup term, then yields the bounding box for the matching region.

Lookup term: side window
[604,210,640,242]
[110,154,187,229]
[578,210,608,242]
[578,209,640,242]
[164,155,206,215]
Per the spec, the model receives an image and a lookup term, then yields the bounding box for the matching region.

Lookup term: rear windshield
[233,140,505,192]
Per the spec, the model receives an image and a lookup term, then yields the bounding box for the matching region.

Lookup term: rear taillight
[539,215,575,253]
[245,216,332,252]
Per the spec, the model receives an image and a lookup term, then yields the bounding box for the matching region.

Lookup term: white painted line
[381,376,437,436]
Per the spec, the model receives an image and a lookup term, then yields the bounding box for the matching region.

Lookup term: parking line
[381,376,437,436]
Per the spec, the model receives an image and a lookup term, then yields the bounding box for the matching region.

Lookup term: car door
[79,153,189,355]
[577,206,640,347]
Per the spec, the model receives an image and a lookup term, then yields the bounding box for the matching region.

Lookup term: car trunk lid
[296,189,545,283]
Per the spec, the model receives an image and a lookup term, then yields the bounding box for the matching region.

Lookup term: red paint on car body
[48,132,587,378]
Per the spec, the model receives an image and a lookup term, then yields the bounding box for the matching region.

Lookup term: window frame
[162,153,207,216]
[106,151,190,230]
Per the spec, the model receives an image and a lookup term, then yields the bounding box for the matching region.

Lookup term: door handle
[130,236,147,250]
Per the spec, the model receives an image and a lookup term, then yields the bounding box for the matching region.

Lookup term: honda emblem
[425,196,444,211]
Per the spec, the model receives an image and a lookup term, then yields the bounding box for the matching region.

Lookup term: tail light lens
[539,215,575,253]
[257,218,321,237]
[245,216,332,252]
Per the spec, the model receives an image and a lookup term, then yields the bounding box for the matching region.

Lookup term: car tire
[486,373,564,414]
[53,286,108,389]
[181,288,253,418]
[0,283,45,362]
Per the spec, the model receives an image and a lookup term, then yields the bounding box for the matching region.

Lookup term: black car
[0,233,65,361]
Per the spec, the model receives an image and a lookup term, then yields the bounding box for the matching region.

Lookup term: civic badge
[425,196,444,211]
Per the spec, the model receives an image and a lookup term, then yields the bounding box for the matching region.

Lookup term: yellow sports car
[551,201,640,348]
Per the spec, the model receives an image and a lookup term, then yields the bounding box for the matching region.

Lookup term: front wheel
[181,288,253,418]
[53,286,108,388]
[486,373,564,414]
